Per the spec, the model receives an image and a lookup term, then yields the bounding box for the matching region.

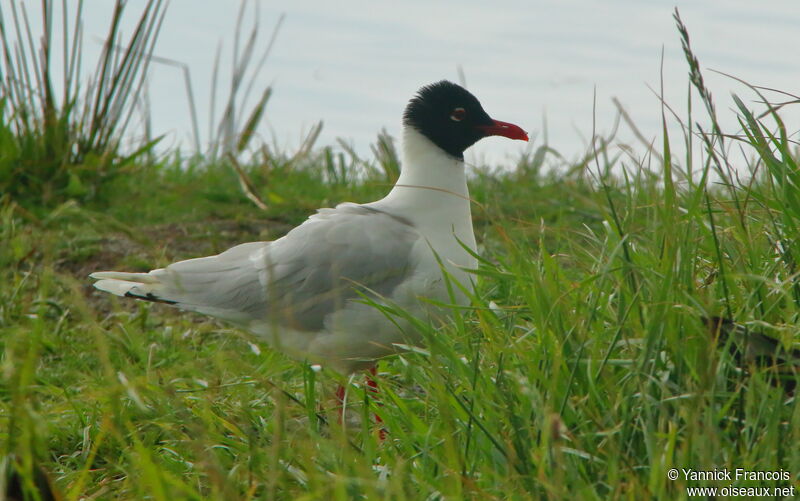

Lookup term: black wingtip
[124,291,178,305]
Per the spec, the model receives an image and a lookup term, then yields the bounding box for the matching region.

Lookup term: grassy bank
[2,6,799,501]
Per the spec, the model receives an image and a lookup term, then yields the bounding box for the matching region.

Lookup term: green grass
[2,8,800,501]
[0,0,165,211]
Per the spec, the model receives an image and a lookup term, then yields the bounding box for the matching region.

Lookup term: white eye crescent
[450,107,466,122]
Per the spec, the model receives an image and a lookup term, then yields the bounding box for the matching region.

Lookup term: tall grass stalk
[0,0,166,208]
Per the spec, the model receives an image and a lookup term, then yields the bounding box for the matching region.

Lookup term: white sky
[6,0,800,168]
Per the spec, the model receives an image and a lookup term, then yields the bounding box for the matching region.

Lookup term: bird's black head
[402,80,528,159]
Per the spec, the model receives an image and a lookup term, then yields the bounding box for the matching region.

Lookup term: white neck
[369,127,476,264]
[366,126,478,287]
[380,128,470,208]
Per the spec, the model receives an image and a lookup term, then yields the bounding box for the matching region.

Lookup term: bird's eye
[450,107,466,122]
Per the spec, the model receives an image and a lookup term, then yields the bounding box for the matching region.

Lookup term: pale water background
[10,0,800,168]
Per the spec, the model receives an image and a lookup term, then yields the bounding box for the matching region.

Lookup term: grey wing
[91,241,272,323]
[162,241,270,319]
[93,203,421,330]
[256,203,421,331]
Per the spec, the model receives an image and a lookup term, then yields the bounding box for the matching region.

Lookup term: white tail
[91,271,165,300]
[89,242,269,322]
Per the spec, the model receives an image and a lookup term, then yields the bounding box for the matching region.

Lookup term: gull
[90,80,528,376]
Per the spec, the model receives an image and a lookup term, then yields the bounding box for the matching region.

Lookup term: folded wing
[91,203,421,331]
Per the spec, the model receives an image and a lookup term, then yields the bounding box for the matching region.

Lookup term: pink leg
[367,367,386,440]
[336,384,346,422]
